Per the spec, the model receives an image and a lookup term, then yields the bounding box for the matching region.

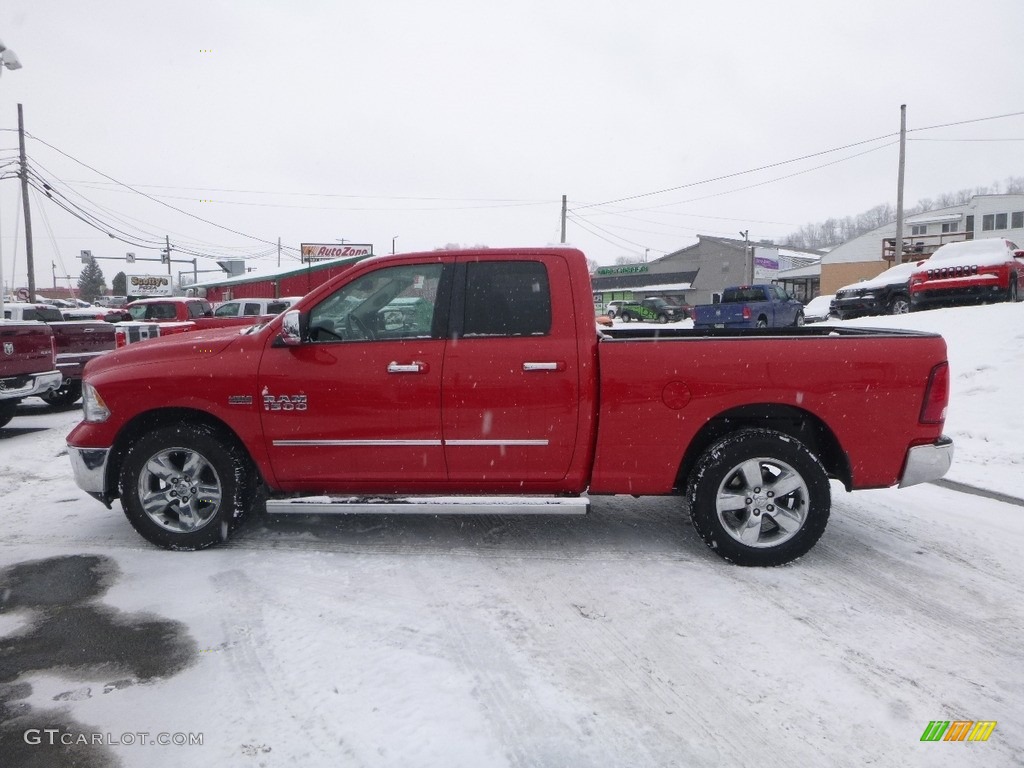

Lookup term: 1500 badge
[262,389,308,412]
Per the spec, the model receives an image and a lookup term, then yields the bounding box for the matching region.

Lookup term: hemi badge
[228,395,253,406]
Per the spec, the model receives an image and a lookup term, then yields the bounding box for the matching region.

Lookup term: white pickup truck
[212,296,302,318]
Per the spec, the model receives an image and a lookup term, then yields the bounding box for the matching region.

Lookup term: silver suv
[604,300,628,319]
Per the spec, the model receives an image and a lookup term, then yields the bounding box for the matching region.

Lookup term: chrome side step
[264,495,590,516]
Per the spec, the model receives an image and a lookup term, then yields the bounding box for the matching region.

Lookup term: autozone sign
[300,243,374,263]
[128,274,173,296]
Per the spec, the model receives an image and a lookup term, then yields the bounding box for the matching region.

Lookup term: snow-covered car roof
[802,294,834,321]
[927,238,1019,267]
[836,261,925,293]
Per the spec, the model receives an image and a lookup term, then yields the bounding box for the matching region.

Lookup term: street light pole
[0,39,24,317]
[392,235,399,255]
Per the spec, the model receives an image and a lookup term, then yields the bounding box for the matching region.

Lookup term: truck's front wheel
[119,424,255,550]
[687,429,830,566]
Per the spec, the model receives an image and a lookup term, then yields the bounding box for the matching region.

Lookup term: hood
[836,261,923,295]
[86,325,246,377]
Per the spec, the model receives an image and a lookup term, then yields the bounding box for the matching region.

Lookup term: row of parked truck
[1,296,300,426]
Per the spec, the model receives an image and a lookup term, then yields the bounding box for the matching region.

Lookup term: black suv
[833,261,924,319]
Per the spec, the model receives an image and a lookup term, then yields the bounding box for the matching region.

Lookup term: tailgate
[0,324,55,376]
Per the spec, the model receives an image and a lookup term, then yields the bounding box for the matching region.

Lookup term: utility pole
[894,104,907,263]
[739,230,751,284]
[18,103,35,300]
[277,236,281,268]
[560,195,567,244]
[165,235,172,275]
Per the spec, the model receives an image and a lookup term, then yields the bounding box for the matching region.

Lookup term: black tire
[687,428,831,566]
[119,423,256,550]
[793,312,805,327]
[40,379,83,408]
[1009,277,1019,303]
[756,317,768,328]
[621,313,632,323]
[0,399,18,429]
[657,313,669,324]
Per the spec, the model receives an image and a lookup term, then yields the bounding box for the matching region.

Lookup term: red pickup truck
[67,248,953,566]
[3,303,116,406]
[0,321,63,427]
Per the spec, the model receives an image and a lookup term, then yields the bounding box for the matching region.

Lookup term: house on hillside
[819,194,1024,294]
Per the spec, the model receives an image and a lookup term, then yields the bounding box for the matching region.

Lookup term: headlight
[82,382,111,423]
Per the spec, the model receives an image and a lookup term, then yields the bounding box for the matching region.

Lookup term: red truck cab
[68,248,953,566]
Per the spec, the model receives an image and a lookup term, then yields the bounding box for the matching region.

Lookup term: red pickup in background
[0,321,63,427]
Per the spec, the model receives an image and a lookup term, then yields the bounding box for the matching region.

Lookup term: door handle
[522,361,564,372]
[387,361,429,374]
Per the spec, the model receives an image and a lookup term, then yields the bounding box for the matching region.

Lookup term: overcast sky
[2,0,1023,290]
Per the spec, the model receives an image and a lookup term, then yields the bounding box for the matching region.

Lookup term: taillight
[115,328,126,348]
[742,306,751,320]
[920,362,949,424]
[50,335,57,362]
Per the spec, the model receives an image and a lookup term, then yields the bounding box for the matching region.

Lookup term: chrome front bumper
[899,436,954,488]
[68,445,112,496]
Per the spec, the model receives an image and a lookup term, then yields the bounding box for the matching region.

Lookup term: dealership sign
[301,243,374,263]
[595,264,649,276]
[128,274,173,296]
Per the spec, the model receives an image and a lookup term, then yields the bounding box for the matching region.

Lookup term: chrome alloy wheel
[137,447,224,533]
[714,457,809,548]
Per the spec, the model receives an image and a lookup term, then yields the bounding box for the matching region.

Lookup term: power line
[61,179,552,205]
[907,109,1024,134]
[574,108,1024,212]
[24,132,289,248]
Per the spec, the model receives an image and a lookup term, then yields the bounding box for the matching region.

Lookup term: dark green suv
[618,298,683,323]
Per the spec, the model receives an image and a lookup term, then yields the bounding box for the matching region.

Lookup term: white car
[212,296,303,318]
[802,294,835,323]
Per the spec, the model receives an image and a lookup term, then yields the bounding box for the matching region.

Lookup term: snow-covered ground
[1,302,1022,767]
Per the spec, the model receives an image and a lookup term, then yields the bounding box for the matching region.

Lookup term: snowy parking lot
[1,303,1022,767]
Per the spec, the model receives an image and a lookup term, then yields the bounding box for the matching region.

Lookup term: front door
[258,260,452,491]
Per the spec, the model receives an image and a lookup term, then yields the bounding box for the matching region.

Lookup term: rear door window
[462,261,551,337]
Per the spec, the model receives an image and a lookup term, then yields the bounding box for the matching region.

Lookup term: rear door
[258,259,453,489]
[441,255,581,483]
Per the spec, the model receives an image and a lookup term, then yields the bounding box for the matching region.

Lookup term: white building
[819,194,1024,293]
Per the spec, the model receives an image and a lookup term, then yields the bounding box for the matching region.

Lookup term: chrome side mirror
[279,309,303,346]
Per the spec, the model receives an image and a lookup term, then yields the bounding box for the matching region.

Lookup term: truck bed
[592,324,947,493]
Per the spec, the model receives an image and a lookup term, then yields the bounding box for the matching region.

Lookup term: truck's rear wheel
[0,399,18,429]
[687,428,831,566]
[119,423,255,550]
[756,317,768,328]
[40,380,83,408]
